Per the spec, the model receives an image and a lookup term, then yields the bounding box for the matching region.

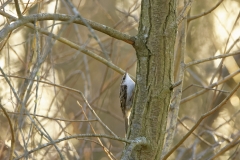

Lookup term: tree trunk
[122,0,176,159]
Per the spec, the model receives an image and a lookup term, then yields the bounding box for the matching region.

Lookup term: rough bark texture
[122,0,176,159]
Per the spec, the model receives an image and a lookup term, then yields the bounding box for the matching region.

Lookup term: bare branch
[0,67,65,159]
[181,69,240,104]
[163,0,190,156]
[177,0,193,25]
[77,95,118,138]
[64,0,110,60]
[162,83,240,160]
[0,11,130,77]
[177,117,212,147]
[78,102,116,160]
[16,133,130,159]
[0,73,123,138]
[0,11,135,44]
[13,0,22,18]
[0,0,12,10]
[0,102,14,160]
[185,50,240,68]
[121,137,148,160]
[188,0,224,22]
[0,110,98,122]
[182,84,229,93]
[208,133,240,159]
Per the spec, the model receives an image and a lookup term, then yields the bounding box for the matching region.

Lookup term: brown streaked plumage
[119,72,135,134]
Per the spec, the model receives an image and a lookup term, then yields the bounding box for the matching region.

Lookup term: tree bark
[121,0,176,159]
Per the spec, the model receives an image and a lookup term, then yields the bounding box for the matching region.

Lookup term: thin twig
[185,50,240,68]
[16,133,130,159]
[0,11,133,78]
[182,84,229,93]
[34,117,64,159]
[77,94,118,138]
[0,74,118,97]
[188,0,224,22]
[0,73,125,156]
[78,102,116,160]
[177,117,212,146]
[181,69,240,104]
[64,0,110,60]
[162,83,240,160]
[0,110,97,122]
[208,133,240,160]
[214,109,240,131]
[13,0,22,18]
[208,10,240,86]
[0,67,65,159]
[0,102,14,160]
[0,0,12,10]
[177,0,193,25]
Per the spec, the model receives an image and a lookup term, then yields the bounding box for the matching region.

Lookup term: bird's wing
[120,84,127,116]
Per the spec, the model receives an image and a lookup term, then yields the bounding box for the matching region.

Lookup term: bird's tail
[124,115,128,134]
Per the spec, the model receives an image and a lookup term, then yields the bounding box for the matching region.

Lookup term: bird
[119,72,135,134]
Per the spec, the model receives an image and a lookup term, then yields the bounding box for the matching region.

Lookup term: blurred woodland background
[0,0,240,159]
